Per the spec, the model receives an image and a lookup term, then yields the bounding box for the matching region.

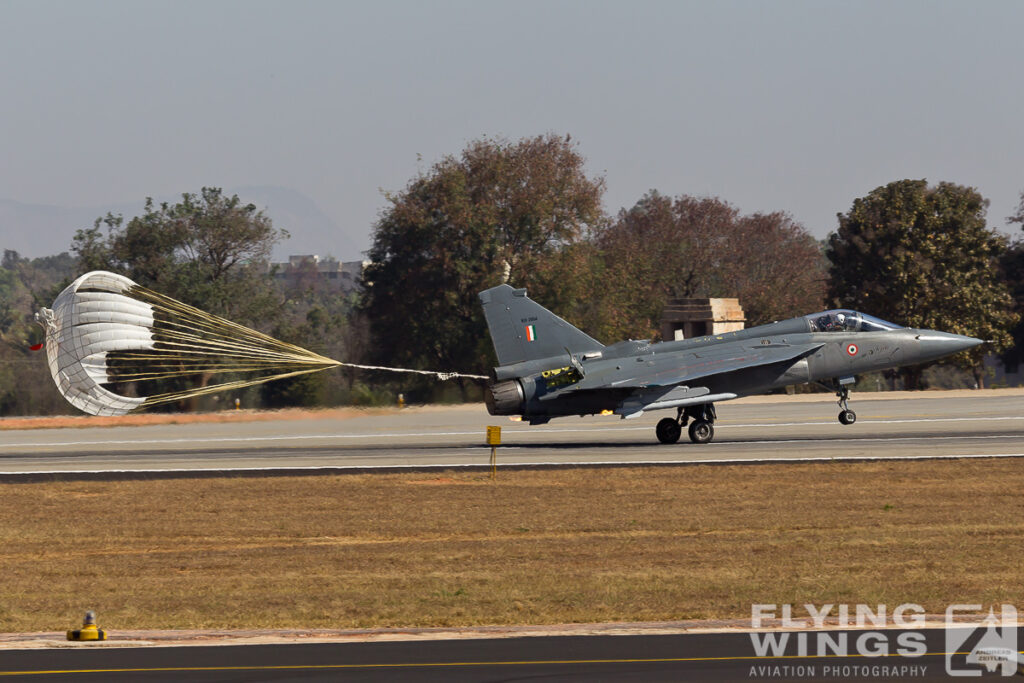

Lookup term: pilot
[819,315,840,332]
[835,313,846,330]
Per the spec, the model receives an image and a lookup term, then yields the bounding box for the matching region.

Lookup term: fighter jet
[479,284,983,444]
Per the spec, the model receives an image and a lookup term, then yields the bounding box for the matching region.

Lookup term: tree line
[361,134,1021,395]
[1,134,1022,414]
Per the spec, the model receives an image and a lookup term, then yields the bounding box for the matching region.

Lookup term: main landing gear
[656,404,717,445]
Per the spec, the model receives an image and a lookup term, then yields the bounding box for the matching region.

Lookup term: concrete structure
[660,298,745,341]
[271,255,366,293]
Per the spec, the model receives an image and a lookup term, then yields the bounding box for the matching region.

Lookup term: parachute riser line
[39,271,488,417]
[334,362,488,381]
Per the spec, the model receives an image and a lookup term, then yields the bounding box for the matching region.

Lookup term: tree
[0,251,78,416]
[724,211,829,325]
[0,256,22,339]
[264,260,364,407]
[71,187,288,325]
[1001,191,1024,374]
[827,180,1017,388]
[589,191,826,340]
[359,134,605,388]
[68,189,290,412]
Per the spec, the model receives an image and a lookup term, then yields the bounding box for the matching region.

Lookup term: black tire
[839,410,856,425]
[688,419,714,444]
[656,417,682,444]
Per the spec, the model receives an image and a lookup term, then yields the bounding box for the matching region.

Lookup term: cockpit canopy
[804,310,902,333]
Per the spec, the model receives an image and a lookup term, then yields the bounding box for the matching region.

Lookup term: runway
[3,393,1022,681]
[0,391,1021,477]
[1,627,1019,681]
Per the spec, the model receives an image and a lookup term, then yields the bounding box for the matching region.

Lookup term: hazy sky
[2,0,1022,260]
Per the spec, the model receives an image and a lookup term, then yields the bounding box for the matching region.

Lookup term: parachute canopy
[37,271,339,416]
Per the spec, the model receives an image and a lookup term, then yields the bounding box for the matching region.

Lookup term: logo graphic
[846,343,858,356]
[946,605,1019,676]
[525,324,536,342]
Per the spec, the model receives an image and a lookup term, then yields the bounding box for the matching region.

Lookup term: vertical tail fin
[479,284,603,366]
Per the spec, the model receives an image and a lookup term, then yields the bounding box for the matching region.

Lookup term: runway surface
[0,391,1021,476]
[3,393,1021,681]
[1,627,1019,681]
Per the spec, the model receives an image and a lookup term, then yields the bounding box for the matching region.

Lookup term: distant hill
[0,199,97,259]
[233,185,364,261]
[0,187,365,262]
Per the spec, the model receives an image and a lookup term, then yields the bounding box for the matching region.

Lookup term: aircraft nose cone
[914,331,983,362]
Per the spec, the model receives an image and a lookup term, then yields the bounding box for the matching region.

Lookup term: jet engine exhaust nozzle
[485,380,524,415]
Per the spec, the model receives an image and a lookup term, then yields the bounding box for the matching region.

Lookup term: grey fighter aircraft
[479,284,983,444]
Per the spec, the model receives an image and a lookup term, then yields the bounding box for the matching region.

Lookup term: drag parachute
[36,271,339,416]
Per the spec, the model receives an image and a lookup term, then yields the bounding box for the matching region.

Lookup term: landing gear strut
[655,404,716,444]
[817,378,857,426]
[836,386,856,425]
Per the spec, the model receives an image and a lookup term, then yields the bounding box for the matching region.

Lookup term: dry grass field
[1,459,1021,632]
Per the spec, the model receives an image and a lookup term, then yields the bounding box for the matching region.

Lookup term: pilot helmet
[836,313,846,325]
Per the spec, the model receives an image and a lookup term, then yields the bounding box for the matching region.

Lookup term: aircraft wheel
[839,410,856,425]
[688,419,714,444]
[655,417,682,444]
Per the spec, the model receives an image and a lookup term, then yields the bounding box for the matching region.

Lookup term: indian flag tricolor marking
[525,324,537,342]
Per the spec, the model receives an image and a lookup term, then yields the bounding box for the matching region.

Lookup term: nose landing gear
[818,378,857,426]
[837,386,856,425]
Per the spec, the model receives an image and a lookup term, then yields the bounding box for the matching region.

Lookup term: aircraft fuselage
[479,285,982,441]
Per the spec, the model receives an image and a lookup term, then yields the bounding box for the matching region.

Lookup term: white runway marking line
[706,434,1023,446]
[5,452,1024,477]
[1,414,1022,450]
[726,416,1024,427]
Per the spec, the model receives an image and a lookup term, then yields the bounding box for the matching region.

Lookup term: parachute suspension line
[91,285,340,403]
[126,286,487,382]
[140,366,332,408]
[40,271,486,417]
[133,285,337,364]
